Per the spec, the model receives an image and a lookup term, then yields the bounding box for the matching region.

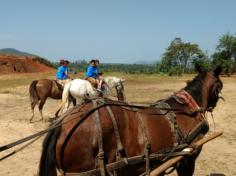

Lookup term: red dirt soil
[0,54,55,73]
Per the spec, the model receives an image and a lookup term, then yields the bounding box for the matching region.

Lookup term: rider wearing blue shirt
[85,60,98,79]
[56,60,70,80]
[85,59,103,91]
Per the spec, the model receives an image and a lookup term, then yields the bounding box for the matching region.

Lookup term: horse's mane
[184,72,207,105]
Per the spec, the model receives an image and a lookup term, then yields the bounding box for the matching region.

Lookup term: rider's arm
[65,67,70,78]
[86,66,94,77]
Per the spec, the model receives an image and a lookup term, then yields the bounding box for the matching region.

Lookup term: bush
[33,57,56,68]
[168,67,182,76]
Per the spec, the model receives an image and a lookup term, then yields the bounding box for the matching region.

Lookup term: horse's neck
[104,77,116,88]
[184,86,208,109]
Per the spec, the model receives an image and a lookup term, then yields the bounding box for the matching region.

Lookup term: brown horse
[39,65,223,176]
[29,79,76,122]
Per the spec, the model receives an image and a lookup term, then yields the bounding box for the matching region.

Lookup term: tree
[159,38,205,74]
[212,33,236,74]
[192,51,211,71]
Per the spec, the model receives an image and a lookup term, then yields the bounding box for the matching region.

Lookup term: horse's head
[184,64,223,111]
[103,77,126,101]
[114,79,126,101]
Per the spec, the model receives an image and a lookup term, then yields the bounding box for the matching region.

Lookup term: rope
[0,103,79,153]
[0,98,210,155]
[0,135,42,161]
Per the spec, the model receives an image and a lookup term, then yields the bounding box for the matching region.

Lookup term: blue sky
[0,0,235,63]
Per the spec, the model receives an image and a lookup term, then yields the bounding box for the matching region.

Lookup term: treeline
[54,32,236,76]
[157,32,236,75]
[68,61,157,74]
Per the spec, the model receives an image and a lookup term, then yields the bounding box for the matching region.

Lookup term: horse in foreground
[39,65,223,176]
[29,79,76,122]
[56,76,125,116]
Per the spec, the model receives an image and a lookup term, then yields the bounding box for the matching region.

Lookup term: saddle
[86,77,98,88]
[55,79,71,88]
[86,77,107,94]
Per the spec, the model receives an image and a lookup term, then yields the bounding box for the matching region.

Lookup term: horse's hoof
[48,117,58,123]
[29,116,34,123]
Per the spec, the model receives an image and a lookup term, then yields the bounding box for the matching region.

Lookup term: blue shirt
[56,66,69,80]
[85,65,98,78]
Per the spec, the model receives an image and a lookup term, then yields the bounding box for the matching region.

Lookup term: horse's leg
[56,98,69,117]
[72,98,76,106]
[29,101,37,123]
[65,99,71,111]
[39,98,46,121]
[55,106,61,118]
[29,80,39,123]
[69,94,76,106]
[58,82,71,116]
[176,151,200,176]
[176,158,195,176]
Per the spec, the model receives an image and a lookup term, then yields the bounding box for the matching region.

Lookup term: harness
[154,101,185,146]
[0,92,209,175]
[60,90,209,176]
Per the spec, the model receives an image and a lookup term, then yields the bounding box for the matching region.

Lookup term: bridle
[185,71,223,113]
[105,80,126,101]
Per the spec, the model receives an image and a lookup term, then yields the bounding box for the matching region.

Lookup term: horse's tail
[59,82,71,114]
[39,126,61,176]
[29,80,39,108]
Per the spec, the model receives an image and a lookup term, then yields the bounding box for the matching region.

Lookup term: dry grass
[0,72,235,176]
[0,72,55,92]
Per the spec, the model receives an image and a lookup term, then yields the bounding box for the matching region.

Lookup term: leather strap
[92,100,106,176]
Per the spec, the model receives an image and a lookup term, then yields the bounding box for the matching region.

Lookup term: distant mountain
[0,48,38,57]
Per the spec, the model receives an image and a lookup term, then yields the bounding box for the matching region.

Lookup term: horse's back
[70,79,94,96]
[71,79,90,87]
[55,99,174,173]
[33,79,53,89]
[31,79,62,99]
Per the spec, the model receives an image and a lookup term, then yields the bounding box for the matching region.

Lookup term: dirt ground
[0,74,235,176]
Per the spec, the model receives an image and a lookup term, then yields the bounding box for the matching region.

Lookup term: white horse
[55,76,125,116]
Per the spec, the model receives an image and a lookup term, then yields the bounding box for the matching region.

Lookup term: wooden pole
[150,131,223,176]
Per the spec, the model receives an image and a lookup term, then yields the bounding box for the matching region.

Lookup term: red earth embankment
[0,54,55,73]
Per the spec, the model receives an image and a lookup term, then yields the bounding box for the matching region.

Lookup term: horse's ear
[195,63,202,73]
[214,66,222,77]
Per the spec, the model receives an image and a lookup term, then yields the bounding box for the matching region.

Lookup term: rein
[0,103,81,153]
[0,98,209,154]
[0,95,211,161]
